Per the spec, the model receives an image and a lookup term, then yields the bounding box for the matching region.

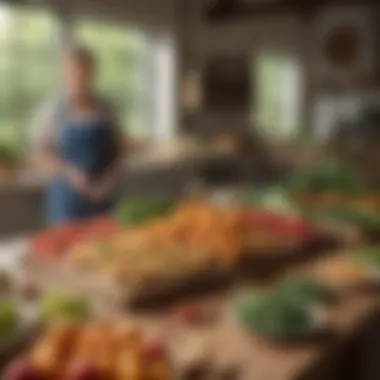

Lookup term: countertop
[3,236,379,380]
[0,149,241,194]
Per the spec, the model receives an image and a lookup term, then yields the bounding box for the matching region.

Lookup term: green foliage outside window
[0,5,151,152]
[0,4,58,151]
[255,53,303,141]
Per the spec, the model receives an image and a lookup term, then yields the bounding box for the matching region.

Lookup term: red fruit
[240,209,279,229]
[67,361,101,380]
[30,236,56,258]
[141,339,166,362]
[57,224,83,245]
[178,304,200,323]
[4,359,40,380]
[88,218,119,235]
[269,219,316,240]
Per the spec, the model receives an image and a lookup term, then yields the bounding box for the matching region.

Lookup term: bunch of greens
[236,277,331,340]
[286,161,368,196]
[247,187,299,216]
[237,294,313,339]
[0,300,18,344]
[275,277,331,305]
[40,293,91,323]
[309,207,380,230]
[115,196,174,225]
[356,247,380,271]
[0,145,19,165]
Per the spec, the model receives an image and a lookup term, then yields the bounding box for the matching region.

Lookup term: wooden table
[4,238,380,380]
[159,292,380,380]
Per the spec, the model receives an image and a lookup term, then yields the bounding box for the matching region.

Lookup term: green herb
[236,277,331,339]
[40,293,91,323]
[0,300,18,344]
[115,196,175,225]
[247,188,299,215]
[309,207,380,230]
[275,277,331,305]
[286,161,369,195]
[0,145,18,165]
[356,247,380,270]
[236,294,313,339]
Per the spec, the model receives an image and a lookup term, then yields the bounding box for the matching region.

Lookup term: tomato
[30,222,86,259]
[141,339,166,362]
[83,217,119,240]
[30,235,58,258]
[240,210,317,242]
[268,219,316,240]
[58,224,84,242]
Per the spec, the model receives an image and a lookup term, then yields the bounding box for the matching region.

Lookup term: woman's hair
[64,45,95,68]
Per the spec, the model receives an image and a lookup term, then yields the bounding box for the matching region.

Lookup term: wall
[178,0,307,132]
[179,2,380,137]
[180,0,305,69]
[52,0,179,31]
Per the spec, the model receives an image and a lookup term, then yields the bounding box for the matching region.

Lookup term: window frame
[0,3,177,150]
[253,50,304,142]
[0,3,65,150]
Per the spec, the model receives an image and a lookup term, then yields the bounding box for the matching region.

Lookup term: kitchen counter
[1,237,380,380]
[0,149,279,237]
[0,153,205,236]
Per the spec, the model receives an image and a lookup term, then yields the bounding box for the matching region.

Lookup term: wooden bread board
[22,253,235,311]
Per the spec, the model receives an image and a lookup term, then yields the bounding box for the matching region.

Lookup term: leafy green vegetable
[275,277,331,305]
[41,293,91,323]
[0,145,18,165]
[287,161,369,195]
[236,294,313,339]
[236,277,331,339]
[247,188,299,216]
[0,300,18,343]
[356,247,380,270]
[115,196,174,225]
[308,207,380,230]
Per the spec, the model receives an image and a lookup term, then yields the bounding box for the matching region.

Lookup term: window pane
[254,53,301,140]
[0,4,59,151]
[75,20,150,137]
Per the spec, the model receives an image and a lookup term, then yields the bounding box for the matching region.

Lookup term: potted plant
[0,145,20,182]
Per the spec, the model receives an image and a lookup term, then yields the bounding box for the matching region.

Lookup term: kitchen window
[0,4,176,153]
[254,52,303,140]
[0,4,59,151]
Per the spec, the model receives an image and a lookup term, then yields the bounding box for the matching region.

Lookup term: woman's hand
[89,179,112,202]
[63,165,91,195]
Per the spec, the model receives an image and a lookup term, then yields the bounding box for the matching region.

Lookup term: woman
[35,46,123,226]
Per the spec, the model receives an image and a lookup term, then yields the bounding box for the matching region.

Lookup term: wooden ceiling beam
[205,0,239,20]
[205,0,377,21]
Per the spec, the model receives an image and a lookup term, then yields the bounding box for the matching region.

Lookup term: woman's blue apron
[47,116,116,226]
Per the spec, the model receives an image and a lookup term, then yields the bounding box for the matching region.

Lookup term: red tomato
[30,222,86,260]
[241,210,317,242]
[84,217,119,240]
[30,235,58,258]
[141,339,166,362]
[58,223,84,242]
[175,303,202,324]
[268,219,316,240]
